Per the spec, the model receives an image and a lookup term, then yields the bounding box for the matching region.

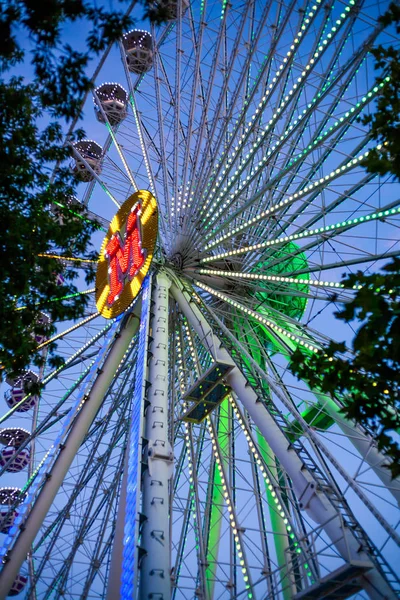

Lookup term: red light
[105,204,145,306]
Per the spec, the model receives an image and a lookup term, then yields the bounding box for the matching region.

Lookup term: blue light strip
[121,275,151,599]
[0,320,120,561]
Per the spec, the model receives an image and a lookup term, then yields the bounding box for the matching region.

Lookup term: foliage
[360,2,400,179]
[0,0,162,378]
[290,260,400,478]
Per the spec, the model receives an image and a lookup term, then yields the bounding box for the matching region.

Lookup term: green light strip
[202,202,400,263]
[201,0,355,222]
[199,0,327,216]
[52,200,107,233]
[204,80,388,248]
[15,288,95,312]
[198,269,361,290]
[205,400,230,597]
[194,280,320,352]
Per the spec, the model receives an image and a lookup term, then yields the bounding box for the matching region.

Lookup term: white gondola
[71,140,102,182]
[157,0,189,20]
[0,487,21,535]
[122,30,154,74]
[4,371,39,413]
[94,82,128,126]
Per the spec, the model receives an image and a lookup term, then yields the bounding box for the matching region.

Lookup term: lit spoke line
[201,118,371,248]
[173,323,207,594]
[129,96,155,194]
[151,23,174,238]
[269,9,373,191]
[206,303,400,557]
[193,280,320,353]
[258,177,400,271]
[226,394,317,583]
[197,269,360,291]
[51,199,108,232]
[197,0,326,217]
[118,40,156,197]
[203,82,387,249]
[286,249,400,277]
[93,89,138,193]
[180,0,208,192]
[37,254,98,264]
[180,320,208,597]
[0,320,114,425]
[70,145,121,209]
[201,190,400,264]
[206,417,255,598]
[15,289,95,311]
[199,0,355,220]
[173,2,182,207]
[36,312,101,350]
[265,155,376,250]
[187,4,230,208]
[241,24,383,245]
[186,0,255,216]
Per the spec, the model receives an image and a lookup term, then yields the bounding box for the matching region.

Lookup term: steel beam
[0,313,140,600]
[139,272,174,599]
[169,273,396,600]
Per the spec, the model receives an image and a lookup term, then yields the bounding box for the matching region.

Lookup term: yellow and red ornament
[96,190,158,318]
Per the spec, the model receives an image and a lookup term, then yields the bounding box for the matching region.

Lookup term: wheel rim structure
[0,1,399,599]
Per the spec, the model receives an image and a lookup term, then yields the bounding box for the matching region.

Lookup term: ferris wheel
[0,0,399,598]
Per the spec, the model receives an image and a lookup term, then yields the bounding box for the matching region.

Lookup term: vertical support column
[139,272,173,599]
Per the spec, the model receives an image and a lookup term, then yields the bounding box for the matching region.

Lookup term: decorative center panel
[96,190,158,318]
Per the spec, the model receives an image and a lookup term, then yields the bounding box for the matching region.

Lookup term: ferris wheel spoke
[31,363,134,596]
[199,194,400,270]
[0,315,139,594]
[173,1,183,216]
[118,42,157,197]
[264,354,400,532]
[93,89,138,193]
[187,0,255,202]
[219,299,400,510]
[199,0,359,230]
[70,145,121,209]
[191,281,322,352]
[267,8,378,188]
[263,209,400,278]
[0,318,113,426]
[285,248,400,277]
[185,5,230,198]
[230,397,318,597]
[199,136,373,251]
[196,267,355,293]
[150,24,174,237]
[196,0,326,216]
[36,312,100,351]
[178,0,208,194]
[267,170,378,251]
[202,77,385,252]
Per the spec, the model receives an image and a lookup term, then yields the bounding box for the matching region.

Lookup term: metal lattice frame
[0,1,399,599]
